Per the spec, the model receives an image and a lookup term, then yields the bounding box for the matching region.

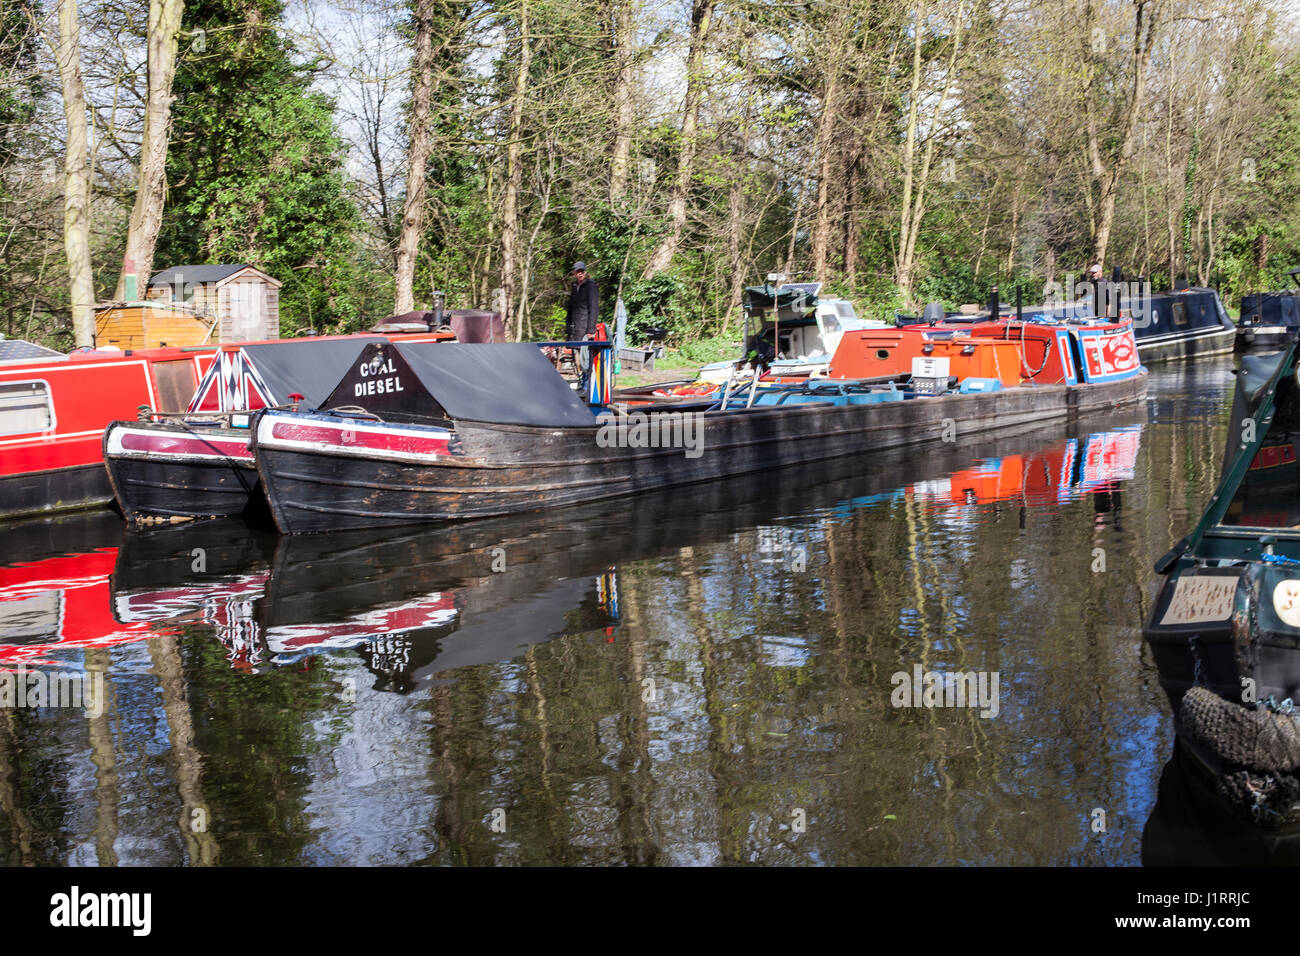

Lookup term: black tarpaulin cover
[243,338,385,408]
[398,342,596,427]
[324,341,597,427]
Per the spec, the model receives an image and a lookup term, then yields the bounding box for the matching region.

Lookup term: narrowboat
[830,309,1140,387]
[102,331,453,523]
[0,337,217,521]
[250,333,1147,533]
[1143,342,1300,826]
[894,281,1235,364]
[1060,280,1235,362]
[1236,277,1300,352]
[1131,286,1238,361]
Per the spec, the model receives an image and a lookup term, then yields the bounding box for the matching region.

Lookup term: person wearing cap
[1072,262,1104,306]
[565,262,599,342]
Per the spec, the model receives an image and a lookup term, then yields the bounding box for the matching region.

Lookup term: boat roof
[0,339,64,366]
[239,339,396,409]
[319,341,597,428]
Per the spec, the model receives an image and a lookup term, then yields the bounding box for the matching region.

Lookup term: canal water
[0,356,1266,865]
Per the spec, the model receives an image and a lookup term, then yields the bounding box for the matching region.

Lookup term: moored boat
[103,331,453,523]
[1144,343,1300,826]
[0,338,219,521]
[250,335,1147,534]
[1236,276,1300,352]
[830,311,1140,387]
[898,280,1236,363]
[696,281,890,384]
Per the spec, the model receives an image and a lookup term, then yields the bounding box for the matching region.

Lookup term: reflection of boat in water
[106,406,1146,691]
[1144,344,1300,827]
[1143,745,1300,865]
[907,425,1140,510]
[0,513,174,668]
[109,520,276,670]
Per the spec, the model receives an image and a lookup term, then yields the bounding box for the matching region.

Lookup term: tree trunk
[843,165,861,285]
[114,0,184,302]
[393,0,437,315]
[810,71,840,279]
[643,0,714,278]
[894,0,926,303]
[55,0,94,346]
[1084,0,1160,267]
[607,0,635,203]
[500,0,531,339]
[896,0,964,306]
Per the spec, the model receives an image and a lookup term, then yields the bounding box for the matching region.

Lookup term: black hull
[1136,326,1236,363]
[256,372,1148,533]
[1143,745,1300,863]
[107,455,263,523]
[103,420,261,523]
[0,465,114,522]
[1235,327,1298,352]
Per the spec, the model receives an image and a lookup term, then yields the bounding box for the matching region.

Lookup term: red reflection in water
[0,548,179,669]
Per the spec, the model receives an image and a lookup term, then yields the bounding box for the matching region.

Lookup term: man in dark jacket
[565,262,599,340]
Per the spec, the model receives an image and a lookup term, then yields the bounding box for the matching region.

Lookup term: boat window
[836,302,857,320]
[0,381,53,435]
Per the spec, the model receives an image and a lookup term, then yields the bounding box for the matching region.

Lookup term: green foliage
[157,0,377,333]
[619,271,694,343]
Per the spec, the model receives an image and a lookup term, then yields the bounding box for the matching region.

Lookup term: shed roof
[149,264,281,289]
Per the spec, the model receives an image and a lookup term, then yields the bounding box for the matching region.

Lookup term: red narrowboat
[829,314,1141,388]
[0,339,218,522]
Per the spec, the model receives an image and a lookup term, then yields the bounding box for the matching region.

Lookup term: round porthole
[875,349,891,360]
[1276,579,1300,628]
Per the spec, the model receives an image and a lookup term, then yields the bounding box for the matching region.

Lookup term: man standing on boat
[566,262,599,341]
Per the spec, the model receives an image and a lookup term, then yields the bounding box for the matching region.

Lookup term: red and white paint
[257,412,455,464]
[106,424,254,462]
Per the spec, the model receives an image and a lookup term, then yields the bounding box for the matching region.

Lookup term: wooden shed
[146,264,282,342]
[93,301,216,349]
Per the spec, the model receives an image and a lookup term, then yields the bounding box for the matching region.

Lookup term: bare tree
[895,0,967,305]
[644,0,715,278]
[500,0,532,339]
[114,0,184,301]
[53,0,94,345]
[393,0,436,314]
[1082,0,1162,267]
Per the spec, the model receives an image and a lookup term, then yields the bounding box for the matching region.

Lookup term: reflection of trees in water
[3,391,1242,865]
[85,648,118,867]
